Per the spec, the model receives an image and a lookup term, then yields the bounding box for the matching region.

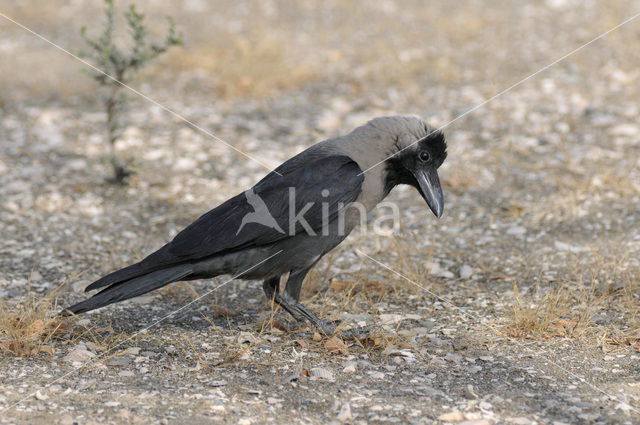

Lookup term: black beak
[413,167,444,218]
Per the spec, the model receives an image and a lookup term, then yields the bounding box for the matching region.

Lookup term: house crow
[65,116,447,335]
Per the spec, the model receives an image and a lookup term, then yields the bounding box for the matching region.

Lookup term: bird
[64,116,447,335]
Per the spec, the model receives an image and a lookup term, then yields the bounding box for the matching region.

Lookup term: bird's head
[374,117,448,218]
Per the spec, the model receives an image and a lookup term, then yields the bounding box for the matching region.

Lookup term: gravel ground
[2,1,640,424]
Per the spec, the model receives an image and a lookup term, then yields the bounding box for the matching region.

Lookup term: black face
[385,131,447,218]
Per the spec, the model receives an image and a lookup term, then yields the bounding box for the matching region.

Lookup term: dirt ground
[1,1,640,424]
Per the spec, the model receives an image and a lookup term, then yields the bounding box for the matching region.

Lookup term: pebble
[59,415,74,425]
[464,385,479,400]
[343,363,357,374]
[554,241,588,252]
[66,158,87,170]
[124,347,141,355]
[478,401,492,410]
[85,342,103,352]
[310,367,335,381]
[107,357,132,366]
[459,264,473,279]
[378,314,403,324]
[428,261,455,278]
[428,261,441,275]
[510,418,533,425]
[438,269,455,279]
[615,402,633,414]
[337,403,353,423]
[237,332,258,344]
[438,411,466,422]
[369,371,385,379]
[445,353,463,363]
[609,123,638,137]
[173,157,198,172]
[459,420,492,425]
[64,345,95,364]
[506,226,526,235]
[127,295,154,305]
[211,403,226,413]
[77,379,97,391]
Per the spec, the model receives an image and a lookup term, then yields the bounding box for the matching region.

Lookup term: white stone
[609,124,639,137]
[310,367,335,381]
[459,265,473,279]
[506,226,526,235]
[337,403,353,423]
[343,364,356,374]
[64,345,95,364]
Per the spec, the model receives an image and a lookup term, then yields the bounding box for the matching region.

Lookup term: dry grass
[0,276,135,358]
[0,279,70,356]
[503,250,640,344]
[158,31,316,98]
[5,0,607,104]
[505,281,585,339]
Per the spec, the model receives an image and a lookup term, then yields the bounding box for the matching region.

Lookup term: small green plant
[80,0,182,184]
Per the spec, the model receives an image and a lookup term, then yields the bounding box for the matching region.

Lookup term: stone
[459,264,473,279]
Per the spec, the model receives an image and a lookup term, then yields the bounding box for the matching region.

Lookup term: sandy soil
[1,1,640,424]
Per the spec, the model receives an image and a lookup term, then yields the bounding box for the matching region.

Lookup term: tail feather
[84,247,177,292]
[84,262,151,292]
[64,264,192,315]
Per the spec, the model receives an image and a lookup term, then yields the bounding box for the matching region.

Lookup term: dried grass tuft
[0,282,70,356]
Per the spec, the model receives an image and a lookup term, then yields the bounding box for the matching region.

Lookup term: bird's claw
[272,293,375,339]
[289,321,375,340]
[267,313,307,332]
[333,323,376,339]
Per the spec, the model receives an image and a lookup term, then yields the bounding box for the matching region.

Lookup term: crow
[65,116,447,335]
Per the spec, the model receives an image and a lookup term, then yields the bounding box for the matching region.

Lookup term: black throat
[383,153,419,197]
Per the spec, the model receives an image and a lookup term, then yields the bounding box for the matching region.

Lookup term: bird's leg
[257,268,333,335]
[262,276,306,330]
[275,292,375,338]
[274,292,336,336]
[281,268,374,339]
[262,276,280,302]
[261,269,374,338]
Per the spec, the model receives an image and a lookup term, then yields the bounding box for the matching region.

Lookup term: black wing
[86,155,363,291]
[170,154,363,255]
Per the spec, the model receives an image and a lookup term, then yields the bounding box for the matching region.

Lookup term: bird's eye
[418,151,430,162]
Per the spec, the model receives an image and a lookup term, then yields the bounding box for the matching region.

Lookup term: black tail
[83,246,179,292]
[63,264,192,315]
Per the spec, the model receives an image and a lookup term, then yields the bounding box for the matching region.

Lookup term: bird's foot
[266,313,307,332]
[308,319,341,336]
[289,319,375,340]
[273,293,375,339]
[333,323,376,339]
